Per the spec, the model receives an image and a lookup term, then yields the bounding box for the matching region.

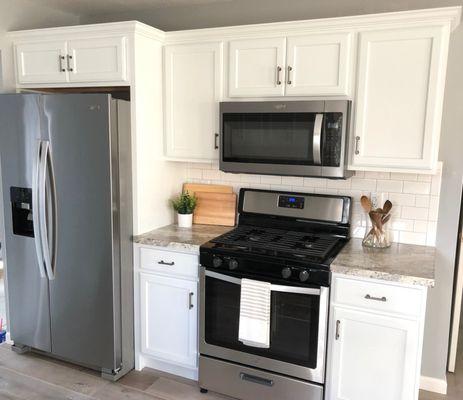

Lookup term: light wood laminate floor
[0,341,462,399]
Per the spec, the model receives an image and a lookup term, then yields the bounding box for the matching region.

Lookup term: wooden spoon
[382,200,392,214]
[360,196,372,213]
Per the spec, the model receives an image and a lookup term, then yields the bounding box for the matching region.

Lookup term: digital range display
[278,195,305,209]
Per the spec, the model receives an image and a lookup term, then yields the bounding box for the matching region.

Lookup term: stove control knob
[299,270,310,282]
[281,267,292,279]
[212,257,223,268]
[228,259,239,270]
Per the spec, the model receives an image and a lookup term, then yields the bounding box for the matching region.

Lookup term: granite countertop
[332,238,436,287]
[133,224,233,253]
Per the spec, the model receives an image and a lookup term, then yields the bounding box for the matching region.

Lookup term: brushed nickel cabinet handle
[276,66,282,85]
[188,292,194,309]
[59,55,66,72]
[287,66,293,85]
[67,54,74,72]
[335,320,341,340]
[214,133,219,150]
[365,294,387,302]
[355,136,361,155]
[158,260,175,266]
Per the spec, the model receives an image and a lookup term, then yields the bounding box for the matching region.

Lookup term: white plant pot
[178,213,193,228]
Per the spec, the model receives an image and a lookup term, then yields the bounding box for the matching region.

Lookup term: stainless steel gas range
[198,188,352,400]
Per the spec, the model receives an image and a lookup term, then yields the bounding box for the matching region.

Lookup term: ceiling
[28,0,234,15]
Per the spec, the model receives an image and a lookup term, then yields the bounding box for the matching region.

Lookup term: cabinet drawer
[332,276,423,317]
[139,247,198,278]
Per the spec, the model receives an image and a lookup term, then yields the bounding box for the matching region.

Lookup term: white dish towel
[238,278,271,348]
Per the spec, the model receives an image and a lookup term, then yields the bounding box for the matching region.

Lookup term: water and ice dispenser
[10,187,34,237]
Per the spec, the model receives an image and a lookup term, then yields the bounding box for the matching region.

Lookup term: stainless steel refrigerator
[0,93,134,380]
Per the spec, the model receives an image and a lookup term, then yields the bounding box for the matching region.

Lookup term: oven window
[204,276,320,368]
[222,113,316,165]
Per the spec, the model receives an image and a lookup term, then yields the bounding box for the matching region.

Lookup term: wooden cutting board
[183,183,233,195]
[193,191,237,226]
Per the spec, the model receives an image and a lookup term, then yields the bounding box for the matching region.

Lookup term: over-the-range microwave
[219,100,353,179]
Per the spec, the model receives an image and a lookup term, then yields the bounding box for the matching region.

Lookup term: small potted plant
[172,191,197,228]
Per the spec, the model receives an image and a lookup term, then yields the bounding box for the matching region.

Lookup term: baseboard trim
[420,375,447,394]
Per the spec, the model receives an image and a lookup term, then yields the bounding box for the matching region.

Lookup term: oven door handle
[313,113,323,165]
[205,270,321,296]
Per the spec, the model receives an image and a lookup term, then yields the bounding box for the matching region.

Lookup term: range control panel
[278,195,305,209]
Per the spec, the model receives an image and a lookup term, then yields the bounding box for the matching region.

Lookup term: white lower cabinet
[140,273,197,368]
[326,274,427,400]
[135,245,199,380]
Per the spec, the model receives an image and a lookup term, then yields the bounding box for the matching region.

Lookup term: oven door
[199,268,329,384]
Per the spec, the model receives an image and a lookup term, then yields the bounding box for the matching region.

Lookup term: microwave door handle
[313,113,323,165]
[204,270,321,296]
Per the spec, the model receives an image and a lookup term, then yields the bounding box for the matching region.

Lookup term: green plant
[171,191,197,215]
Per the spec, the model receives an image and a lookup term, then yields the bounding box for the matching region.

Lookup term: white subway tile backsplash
[303,178,327,188]
[261,175,282,185]
[187,168,202,179]
[391,172,418,181]
[376,179,403,193]
[364,171,391,179]
[282,176,304,186]
[327,179,351,190]
[399,231,427,246]
[403,181,431,195]
[185,164,442,246]
[413,220,429,233]
[388,193,416,207]
[351,178,377,191]
[240,174,261,183]
[415,195,430,208]
[401,206,429,221]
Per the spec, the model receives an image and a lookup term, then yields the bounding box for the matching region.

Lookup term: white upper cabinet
[12,27,133,86]
[350,26,449,172]
[164,42,223,161]
[229,37,286,97]
[15,41,68,84]
[228,33,352,97]
[285,33,352,96]
[67,36,127,83]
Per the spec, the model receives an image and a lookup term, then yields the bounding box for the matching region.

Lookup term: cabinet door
[140,273,197,368]
[285,33,352,96]
[67,36,128,83]
[229,37,286,97]
[326,307,420,400]
[15,41,68,84]
[351,26,447,172]
[164,42,223,161]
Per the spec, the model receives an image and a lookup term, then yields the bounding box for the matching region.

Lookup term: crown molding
[163,6,461,44]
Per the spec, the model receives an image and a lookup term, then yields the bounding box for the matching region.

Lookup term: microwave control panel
[278,195,305,209]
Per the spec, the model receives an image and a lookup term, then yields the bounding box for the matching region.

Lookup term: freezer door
[43,94,120,371]
[0,94,52,352]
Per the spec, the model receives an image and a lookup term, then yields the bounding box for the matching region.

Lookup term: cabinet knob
[214,133,219,150]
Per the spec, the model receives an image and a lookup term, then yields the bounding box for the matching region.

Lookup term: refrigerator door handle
[32,140,46,279]
[38,141,56,280]
[46,142,58,279]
